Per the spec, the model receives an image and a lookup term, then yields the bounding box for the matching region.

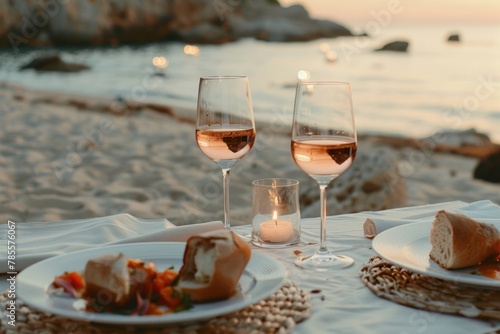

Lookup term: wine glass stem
[318,184,328,252]
[222,168,231,229]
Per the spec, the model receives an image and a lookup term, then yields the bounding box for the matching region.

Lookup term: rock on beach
[19,54,90,72]
[0,0,353,48]
[474,151,500,184]
[447,33,460,42]
[375,40,409,52]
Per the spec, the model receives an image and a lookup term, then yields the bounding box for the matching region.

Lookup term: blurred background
[0,0,499,225]
[1,0,499,141]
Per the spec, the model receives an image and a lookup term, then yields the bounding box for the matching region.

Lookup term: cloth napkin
[363,200,500,239]
[363,217,415,239]
[0,214,224,272]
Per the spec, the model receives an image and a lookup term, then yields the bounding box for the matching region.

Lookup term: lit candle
[259,211,294,243]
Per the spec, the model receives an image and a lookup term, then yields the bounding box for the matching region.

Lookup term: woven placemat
[360,256,500,320]
[1,280,310,334]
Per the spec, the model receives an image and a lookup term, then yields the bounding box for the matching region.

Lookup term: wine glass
[291,82,357,270]
[196,76,256,229]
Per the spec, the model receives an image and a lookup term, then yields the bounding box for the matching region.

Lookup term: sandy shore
[1,82,499,226]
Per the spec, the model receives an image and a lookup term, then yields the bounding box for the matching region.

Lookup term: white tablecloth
[233,200,500,334]
[1,200,499,333]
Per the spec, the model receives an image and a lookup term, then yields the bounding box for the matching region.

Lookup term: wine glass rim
[252,178,299,187]
[297,81,351,86]
[200,76,248,80]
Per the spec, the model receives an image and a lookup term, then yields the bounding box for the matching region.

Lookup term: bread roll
[429,210,500,269]
[83,253,130,309]
[177,229,251,302]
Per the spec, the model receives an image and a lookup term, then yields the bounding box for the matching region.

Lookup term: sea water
[1,23,499,142]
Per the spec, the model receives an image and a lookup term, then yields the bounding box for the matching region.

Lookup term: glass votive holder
[252,178,300,248]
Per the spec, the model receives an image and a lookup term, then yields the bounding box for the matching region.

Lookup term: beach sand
[1,82,499,226]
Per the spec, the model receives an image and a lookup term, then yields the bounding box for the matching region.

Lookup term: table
[2,200,499,333]
[233,200,500,334]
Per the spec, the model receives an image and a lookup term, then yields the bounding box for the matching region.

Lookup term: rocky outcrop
[0,0,352,48]
[227,3,351,42]
[447,33,460,42]
[300,149,407,216]
[473,151,500,183]
[19,54,90,72]
[361,129,500,159]
[375,40,409,52]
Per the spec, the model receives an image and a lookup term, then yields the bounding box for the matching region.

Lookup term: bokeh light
[319,42,330,53]
[297,70,311,81]
[184,45,200,56]
[325,51,337,62]
[152,56,169,68]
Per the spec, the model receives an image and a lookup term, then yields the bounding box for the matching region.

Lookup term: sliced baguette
[177,229,251,302]
[429,210,500,269]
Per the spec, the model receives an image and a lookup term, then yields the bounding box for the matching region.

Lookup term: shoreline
[5,81,499,155]
[1,82,499,226]
[4,81,500,149]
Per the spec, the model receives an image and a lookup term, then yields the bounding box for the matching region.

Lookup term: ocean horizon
[1,22,499,142]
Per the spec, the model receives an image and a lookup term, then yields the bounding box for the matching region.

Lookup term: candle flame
[272,210,278,227]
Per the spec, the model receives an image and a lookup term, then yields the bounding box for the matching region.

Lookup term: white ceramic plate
[372,219,500,289]
[17,242,286,325]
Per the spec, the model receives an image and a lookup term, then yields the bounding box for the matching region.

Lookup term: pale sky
[280,0,500,24]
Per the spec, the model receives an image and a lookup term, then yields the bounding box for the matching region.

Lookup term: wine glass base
[294,251,354,271]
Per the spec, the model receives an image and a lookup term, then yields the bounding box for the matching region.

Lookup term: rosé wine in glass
[196,126,255,167]
[291,82,357,270]
[196,76,256,229]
